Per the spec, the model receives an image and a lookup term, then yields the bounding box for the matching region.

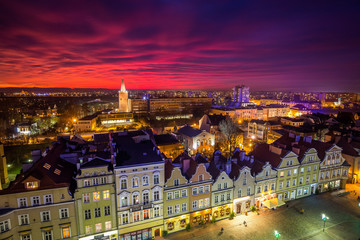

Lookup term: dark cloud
[0,0,359,91]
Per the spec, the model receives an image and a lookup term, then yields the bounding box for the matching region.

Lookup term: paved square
[165,190,360,240]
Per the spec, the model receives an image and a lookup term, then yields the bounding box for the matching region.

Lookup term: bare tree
[219,117,243,156]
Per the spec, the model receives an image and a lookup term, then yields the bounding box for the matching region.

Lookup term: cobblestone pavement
[164,187,360,240]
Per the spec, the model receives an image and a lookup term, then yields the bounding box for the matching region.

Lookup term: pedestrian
[243,220,246,225]
[221,227,224,232]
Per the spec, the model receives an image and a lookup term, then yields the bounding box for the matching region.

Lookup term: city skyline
[1,1,360,91]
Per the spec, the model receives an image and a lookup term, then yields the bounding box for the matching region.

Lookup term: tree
[219,117,243,156]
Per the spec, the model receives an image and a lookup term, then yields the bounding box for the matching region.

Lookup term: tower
[118,79,129,112]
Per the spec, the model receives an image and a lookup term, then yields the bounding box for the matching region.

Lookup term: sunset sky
[0,1,359,91]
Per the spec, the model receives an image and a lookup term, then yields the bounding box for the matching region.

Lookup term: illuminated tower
[118,79,129,112]
[0,142,9,189]
[233,85,250,106]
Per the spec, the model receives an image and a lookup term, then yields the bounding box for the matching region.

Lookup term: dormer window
[198,174,204,181]
[25,181,38,190]
[43,163,51,170]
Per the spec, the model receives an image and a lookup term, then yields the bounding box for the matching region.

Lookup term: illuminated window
[95,223,102,232]
[204,198,209,207]
[105,221,111,230]
[43,163,51,170]
[93,192,100,202]
[199,199,203,208]
[132,177,139,187]
[144,209,150,219]
[103,190,110,200]
[133,193,139,205]
[62,227,70,238]
[26,181,38,189]
[280,171,284,177]
[85,225,92,234]
[133,211,140,222]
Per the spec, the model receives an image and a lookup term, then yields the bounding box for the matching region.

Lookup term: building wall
[276,152,300,201]
[211,171,233,221]
[163,167,190,233]
[233,166,255,214]
[0,187,77,240]
[75,165,118,240]
[115,163,164,239]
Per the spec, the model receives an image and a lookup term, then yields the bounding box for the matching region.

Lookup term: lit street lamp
[274,230,280,239]
[321,214,329,232]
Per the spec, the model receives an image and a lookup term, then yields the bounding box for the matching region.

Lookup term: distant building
[247,120,281,142]
[177,125,215,155]
[154,134,184,159]
[118,79,130,113]
[130,97,212,118]
[233,85,250,107]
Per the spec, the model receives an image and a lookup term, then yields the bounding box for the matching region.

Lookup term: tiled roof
[335,137,358,157]
[0,140,76,195]
[81,158,110,168]
[154,134,179,146]
[207,114,227,126]
[164,160,174,182]
[177,125,202,137]
[114,135,163,167]
[250,143,282,168]
[194,153,208,163]
[207,160,220,180]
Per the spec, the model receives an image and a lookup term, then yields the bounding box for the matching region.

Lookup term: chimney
[292,147,300,155]
[182,159,190,173]
[240,150,246,161]
[226,160,231,174]
[76,163,81,170]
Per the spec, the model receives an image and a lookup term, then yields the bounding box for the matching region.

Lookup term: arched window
[142,175,149,186]
[132,193,139,205]
[197,140,200,147]
[153,173,160,185]
[143,191,150,204]
[120,177,127,190]
[132,177,139,188]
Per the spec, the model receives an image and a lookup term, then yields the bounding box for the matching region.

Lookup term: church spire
[120,78,127,92]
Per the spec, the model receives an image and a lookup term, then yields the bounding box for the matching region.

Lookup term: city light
[321,214,329,232]
[274,230,280,239]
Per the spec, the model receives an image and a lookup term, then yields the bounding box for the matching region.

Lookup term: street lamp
[321,214,329,232]
[274,230,280,239]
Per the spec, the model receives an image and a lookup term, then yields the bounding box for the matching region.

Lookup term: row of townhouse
[0,131,351,240]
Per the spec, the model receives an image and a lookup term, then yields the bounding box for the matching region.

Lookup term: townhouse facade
[0,141,78,240]
[113,134,165,240]
[75,158,118,240]
[163,162,190,233]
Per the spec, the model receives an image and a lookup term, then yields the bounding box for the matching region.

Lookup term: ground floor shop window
[121,229,152,240]
[168,222,174,231]
[213,211,218,218]
[180,219,186,228]
[245,200,251,209]
[205,214,210,221]
[304,188,308,195]
[220,209,224,217]
[225,208,230,215]
[335,180,340,187]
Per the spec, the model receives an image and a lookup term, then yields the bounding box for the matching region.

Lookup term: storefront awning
[263,200,277,209]
[270,198,286,207]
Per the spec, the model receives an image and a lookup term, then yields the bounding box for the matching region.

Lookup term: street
[165,188,360,240]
